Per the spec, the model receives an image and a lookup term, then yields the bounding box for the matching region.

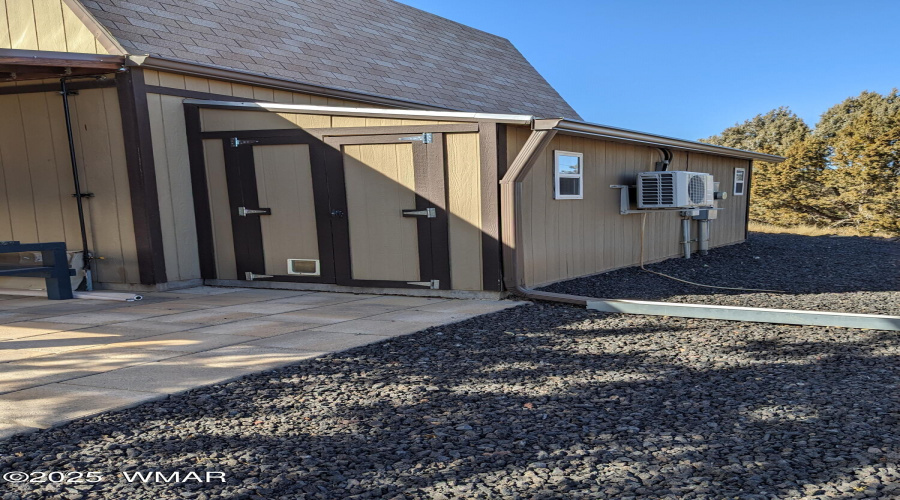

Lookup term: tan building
[0,0,782,298]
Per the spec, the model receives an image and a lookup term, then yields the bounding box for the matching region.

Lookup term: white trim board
[587,299,900,331]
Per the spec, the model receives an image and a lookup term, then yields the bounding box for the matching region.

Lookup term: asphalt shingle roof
[80,0,581,118]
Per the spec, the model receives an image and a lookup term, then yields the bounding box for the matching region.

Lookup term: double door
[221,130,450,290]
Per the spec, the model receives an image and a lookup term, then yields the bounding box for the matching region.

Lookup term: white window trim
[554,150,584,200]
[733,167,746,196]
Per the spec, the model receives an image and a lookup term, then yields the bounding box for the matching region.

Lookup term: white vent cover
[287,259,320,276]
[637,171,714,209]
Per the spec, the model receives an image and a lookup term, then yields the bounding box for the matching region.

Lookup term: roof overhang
[535,118,785,163]
[182,99,534,124]
[178,99,782,162]
[129,55,453,111]
[0,49,125,81]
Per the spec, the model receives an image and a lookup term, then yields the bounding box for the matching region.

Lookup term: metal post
[681,218,691,259]
[698,219,710,256]
[60,78,92,291]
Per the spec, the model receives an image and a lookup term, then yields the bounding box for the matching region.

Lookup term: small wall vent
[287,259,320,276]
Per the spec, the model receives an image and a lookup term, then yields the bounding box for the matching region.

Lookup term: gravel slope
[1,233,898,499]
[542,233,899,315]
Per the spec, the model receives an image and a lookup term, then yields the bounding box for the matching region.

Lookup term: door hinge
[237,207,272,216]
[399,133,432,144]
[401,207,437,218]
[230,137,260,147]
[407,279,440,289]
[245,271,274,281]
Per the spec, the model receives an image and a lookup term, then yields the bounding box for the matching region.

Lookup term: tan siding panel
[151,94,201,281]
[146,93,179,281]
[33,0,66,51]
[6,0,39,50]
[520,134,749,287]
[445,133,482,291]
[0,0,10,48]
[61,1,96,53]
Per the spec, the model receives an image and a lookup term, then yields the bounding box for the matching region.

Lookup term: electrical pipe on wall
[60,77,93,291]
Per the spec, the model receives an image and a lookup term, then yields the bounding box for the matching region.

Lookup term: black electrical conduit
[60,77,95,290]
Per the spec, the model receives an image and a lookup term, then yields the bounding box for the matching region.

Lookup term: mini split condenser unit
[637,171,715,209]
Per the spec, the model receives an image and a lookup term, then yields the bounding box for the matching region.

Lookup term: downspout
[499,124,588,306]
[60,77,93,290]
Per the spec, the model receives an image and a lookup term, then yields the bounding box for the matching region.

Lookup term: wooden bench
[0,241,76,300]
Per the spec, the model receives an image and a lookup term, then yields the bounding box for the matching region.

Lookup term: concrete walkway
[0,287,520,439]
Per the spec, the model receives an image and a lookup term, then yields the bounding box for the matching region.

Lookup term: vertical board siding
[1,0,107,53]
[0,88,138,285]
[516,128,750,288]
[445,133,483,291]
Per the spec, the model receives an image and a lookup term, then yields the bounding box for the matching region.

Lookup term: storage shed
[0,0,783,298]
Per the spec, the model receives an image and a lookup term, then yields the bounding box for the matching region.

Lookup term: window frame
[553,150,584,200]
[733,167,746,196]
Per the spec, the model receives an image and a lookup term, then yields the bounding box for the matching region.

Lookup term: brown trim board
[0,78,116,95]
[183,104,216,279]
[478,122,503,291]
[745,160,753,240]
[145,85,261,103]
[116,67,167,284]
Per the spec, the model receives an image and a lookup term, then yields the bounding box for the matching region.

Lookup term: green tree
[817,91,900,234]
[701,107,810,155]
[702,91,899,236]
[700,107,818,225]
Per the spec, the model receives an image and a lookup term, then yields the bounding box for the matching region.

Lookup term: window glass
[557,155,581,175]
[559,177,581,196]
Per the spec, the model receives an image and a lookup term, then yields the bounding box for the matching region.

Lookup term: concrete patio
[0,287,521,439]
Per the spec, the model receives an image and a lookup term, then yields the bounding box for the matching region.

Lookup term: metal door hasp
[402,208,436,218]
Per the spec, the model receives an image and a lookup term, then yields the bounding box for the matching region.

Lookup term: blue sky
[398,0,898,140]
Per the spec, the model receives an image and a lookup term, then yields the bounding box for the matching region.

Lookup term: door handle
[402,208,436,218]
[330,209,345,219]
[238,207,271,216]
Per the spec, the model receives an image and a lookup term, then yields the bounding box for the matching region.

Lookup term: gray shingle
[81,0,579,118]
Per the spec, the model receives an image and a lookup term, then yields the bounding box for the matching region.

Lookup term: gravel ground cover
[1,234,898,499]
[542,233,899,315]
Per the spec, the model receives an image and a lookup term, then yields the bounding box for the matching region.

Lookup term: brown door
[324,133,450,290]
[223,131,335,283]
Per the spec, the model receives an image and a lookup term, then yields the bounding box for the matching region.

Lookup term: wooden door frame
[323,133,451,290]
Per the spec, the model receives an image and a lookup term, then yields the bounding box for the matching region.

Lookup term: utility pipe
[681,218,692,259]
[60,77,93,290]
[698,219,710,256]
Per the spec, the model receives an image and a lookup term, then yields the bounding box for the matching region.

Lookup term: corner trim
[116,68,167,284]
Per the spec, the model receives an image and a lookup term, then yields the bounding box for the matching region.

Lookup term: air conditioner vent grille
[688,175,706,204]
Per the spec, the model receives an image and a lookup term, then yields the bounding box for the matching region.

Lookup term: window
[554,151,583,199]
[733,167,746,196]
